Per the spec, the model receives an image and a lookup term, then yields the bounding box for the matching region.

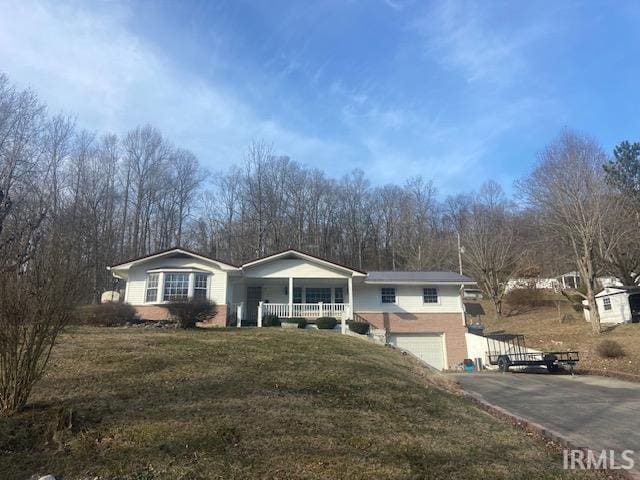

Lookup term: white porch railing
[263,302,347,319]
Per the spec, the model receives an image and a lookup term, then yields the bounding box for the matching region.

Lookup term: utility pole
[457,231,464,275]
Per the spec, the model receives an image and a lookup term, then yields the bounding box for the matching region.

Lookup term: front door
[246,286,262,322]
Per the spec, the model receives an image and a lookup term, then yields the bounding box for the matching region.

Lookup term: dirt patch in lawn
[0,327,611,479]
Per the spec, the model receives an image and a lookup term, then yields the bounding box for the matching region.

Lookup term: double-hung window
[381,287,396,304]
[305,288,332,303]
[194,273,208,300]
[163,273,189,301]
[334,287,344,304]
[145,273,160,303]
[603,297,612,311]
[423,287,438,304]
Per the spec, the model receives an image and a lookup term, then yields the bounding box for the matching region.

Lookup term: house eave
[364,280,477,286]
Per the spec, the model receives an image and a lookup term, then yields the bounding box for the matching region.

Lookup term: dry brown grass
[482,298,640,377]
[0,327,610,479]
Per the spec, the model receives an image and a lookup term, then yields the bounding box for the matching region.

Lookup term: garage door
[388,333,445,370]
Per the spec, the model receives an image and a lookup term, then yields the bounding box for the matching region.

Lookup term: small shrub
[282,317,307,328]
[84,303,138,327]
[505,287,547,308]
[167,300,216,329]
[316,317,337,329]
[596,339,625,359]
[262,314,281,327]
[348,321,370,335]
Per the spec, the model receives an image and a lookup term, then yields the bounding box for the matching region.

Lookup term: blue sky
[1,0,640,195]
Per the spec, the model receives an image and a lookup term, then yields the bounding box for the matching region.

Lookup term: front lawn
[0,327,606,479]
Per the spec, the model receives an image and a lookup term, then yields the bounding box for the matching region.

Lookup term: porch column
[237,302,243,328]
[258,301,263,327]
[344,277,353,335]
[288,277,293,318]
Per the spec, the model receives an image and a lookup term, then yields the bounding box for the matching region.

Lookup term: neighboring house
[506,272,622,293]
[505,277,560,292]
[583,286,640,325]
[558,271,581,289]
[108,247,476,370]
[559,271,622,290]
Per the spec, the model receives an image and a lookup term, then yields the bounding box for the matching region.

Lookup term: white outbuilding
[583,286,640,324]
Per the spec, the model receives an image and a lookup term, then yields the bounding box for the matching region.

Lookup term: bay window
[145,271,209,303]
[164,273,189,301]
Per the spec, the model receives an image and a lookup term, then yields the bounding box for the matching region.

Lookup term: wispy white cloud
[0,0,354,171]
[410,1,545,85]
[0,0,562,195]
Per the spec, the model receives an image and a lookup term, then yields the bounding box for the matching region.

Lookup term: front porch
[229,276,354,333]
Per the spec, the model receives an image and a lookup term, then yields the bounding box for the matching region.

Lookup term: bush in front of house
[596,339,625,359]
[316,317,338,329]
[83,302,139,327]
[348,321,370,335]
[281,317,307,329]
[262,314,281,327]
[167,300,216,329]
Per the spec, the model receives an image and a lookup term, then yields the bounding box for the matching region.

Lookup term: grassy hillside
[0,327,606,479]
[481,298,640,376]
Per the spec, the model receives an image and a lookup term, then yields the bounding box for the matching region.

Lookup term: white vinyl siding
[593,292,631,324]
[243,258,350,279]
[354,284,462,313]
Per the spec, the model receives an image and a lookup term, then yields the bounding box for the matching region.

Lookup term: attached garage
[388,333,446,371]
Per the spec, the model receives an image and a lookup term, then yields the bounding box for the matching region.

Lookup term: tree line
[2,71,640,333]
[4,69,640,413]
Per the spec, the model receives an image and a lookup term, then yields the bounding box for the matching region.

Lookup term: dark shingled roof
[365,271,474,283]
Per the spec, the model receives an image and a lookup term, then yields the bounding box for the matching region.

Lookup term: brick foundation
[133,305,228,327]
[133,305,172,321]
[354,312,468,369]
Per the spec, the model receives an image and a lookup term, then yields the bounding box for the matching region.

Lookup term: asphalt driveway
[455,372,640,468]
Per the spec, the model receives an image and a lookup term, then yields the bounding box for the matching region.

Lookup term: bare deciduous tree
[459,182,523,316]
[518,130,623,334]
